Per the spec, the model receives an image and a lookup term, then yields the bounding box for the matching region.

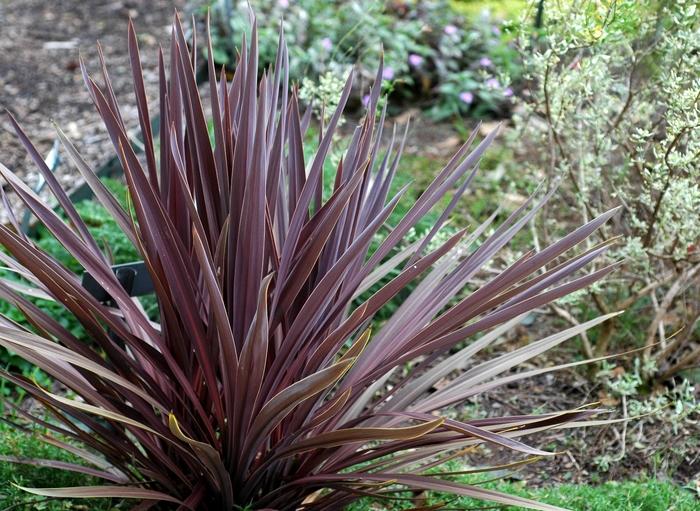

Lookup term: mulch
[0,0,184,216]
[461,340,700,488]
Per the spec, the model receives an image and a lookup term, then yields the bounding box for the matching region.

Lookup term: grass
[450,0,528,20]
[347,477,698,511]
[0,420,118,510]
[463,478,698,510]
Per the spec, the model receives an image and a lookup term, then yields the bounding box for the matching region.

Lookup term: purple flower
[459,91,474,104]
[382,66,395,80]
[320,37,332,51]
[444,24,458,36]
[492,26,501,36]
[362,94,370,107]
[408,53,424,67]
[479,57,492,67]
[503,87,514,97]
[486,78,500,89]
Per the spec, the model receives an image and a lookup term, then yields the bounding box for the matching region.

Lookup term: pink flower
[382,66,395,80]
[486,78,499,89]
[459,91,474,104]
[503,87,513,97]
[492,26,501,36]
[277,0,289,7]
[444,24,458,36]
[321,37,332,51]
[408,53,424,67]
[479,57,492,67]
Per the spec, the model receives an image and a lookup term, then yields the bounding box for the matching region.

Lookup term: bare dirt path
[0,0,184,193]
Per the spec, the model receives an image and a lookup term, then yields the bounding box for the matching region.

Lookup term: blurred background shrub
[203,0,520,118]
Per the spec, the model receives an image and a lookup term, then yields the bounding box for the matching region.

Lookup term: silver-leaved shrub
[514,0,700,380]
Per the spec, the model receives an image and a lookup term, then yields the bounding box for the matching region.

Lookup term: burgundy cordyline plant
[0,13,621,511]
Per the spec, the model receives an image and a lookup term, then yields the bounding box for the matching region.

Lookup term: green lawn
[450,478,698,510]
[0,421,118,509]
[346,478,698,511]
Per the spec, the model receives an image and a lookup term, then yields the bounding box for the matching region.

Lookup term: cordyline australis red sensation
[0,13,620,511]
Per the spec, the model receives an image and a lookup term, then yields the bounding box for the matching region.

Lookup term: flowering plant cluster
[427,10,519,119]
[205,0,519,118]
